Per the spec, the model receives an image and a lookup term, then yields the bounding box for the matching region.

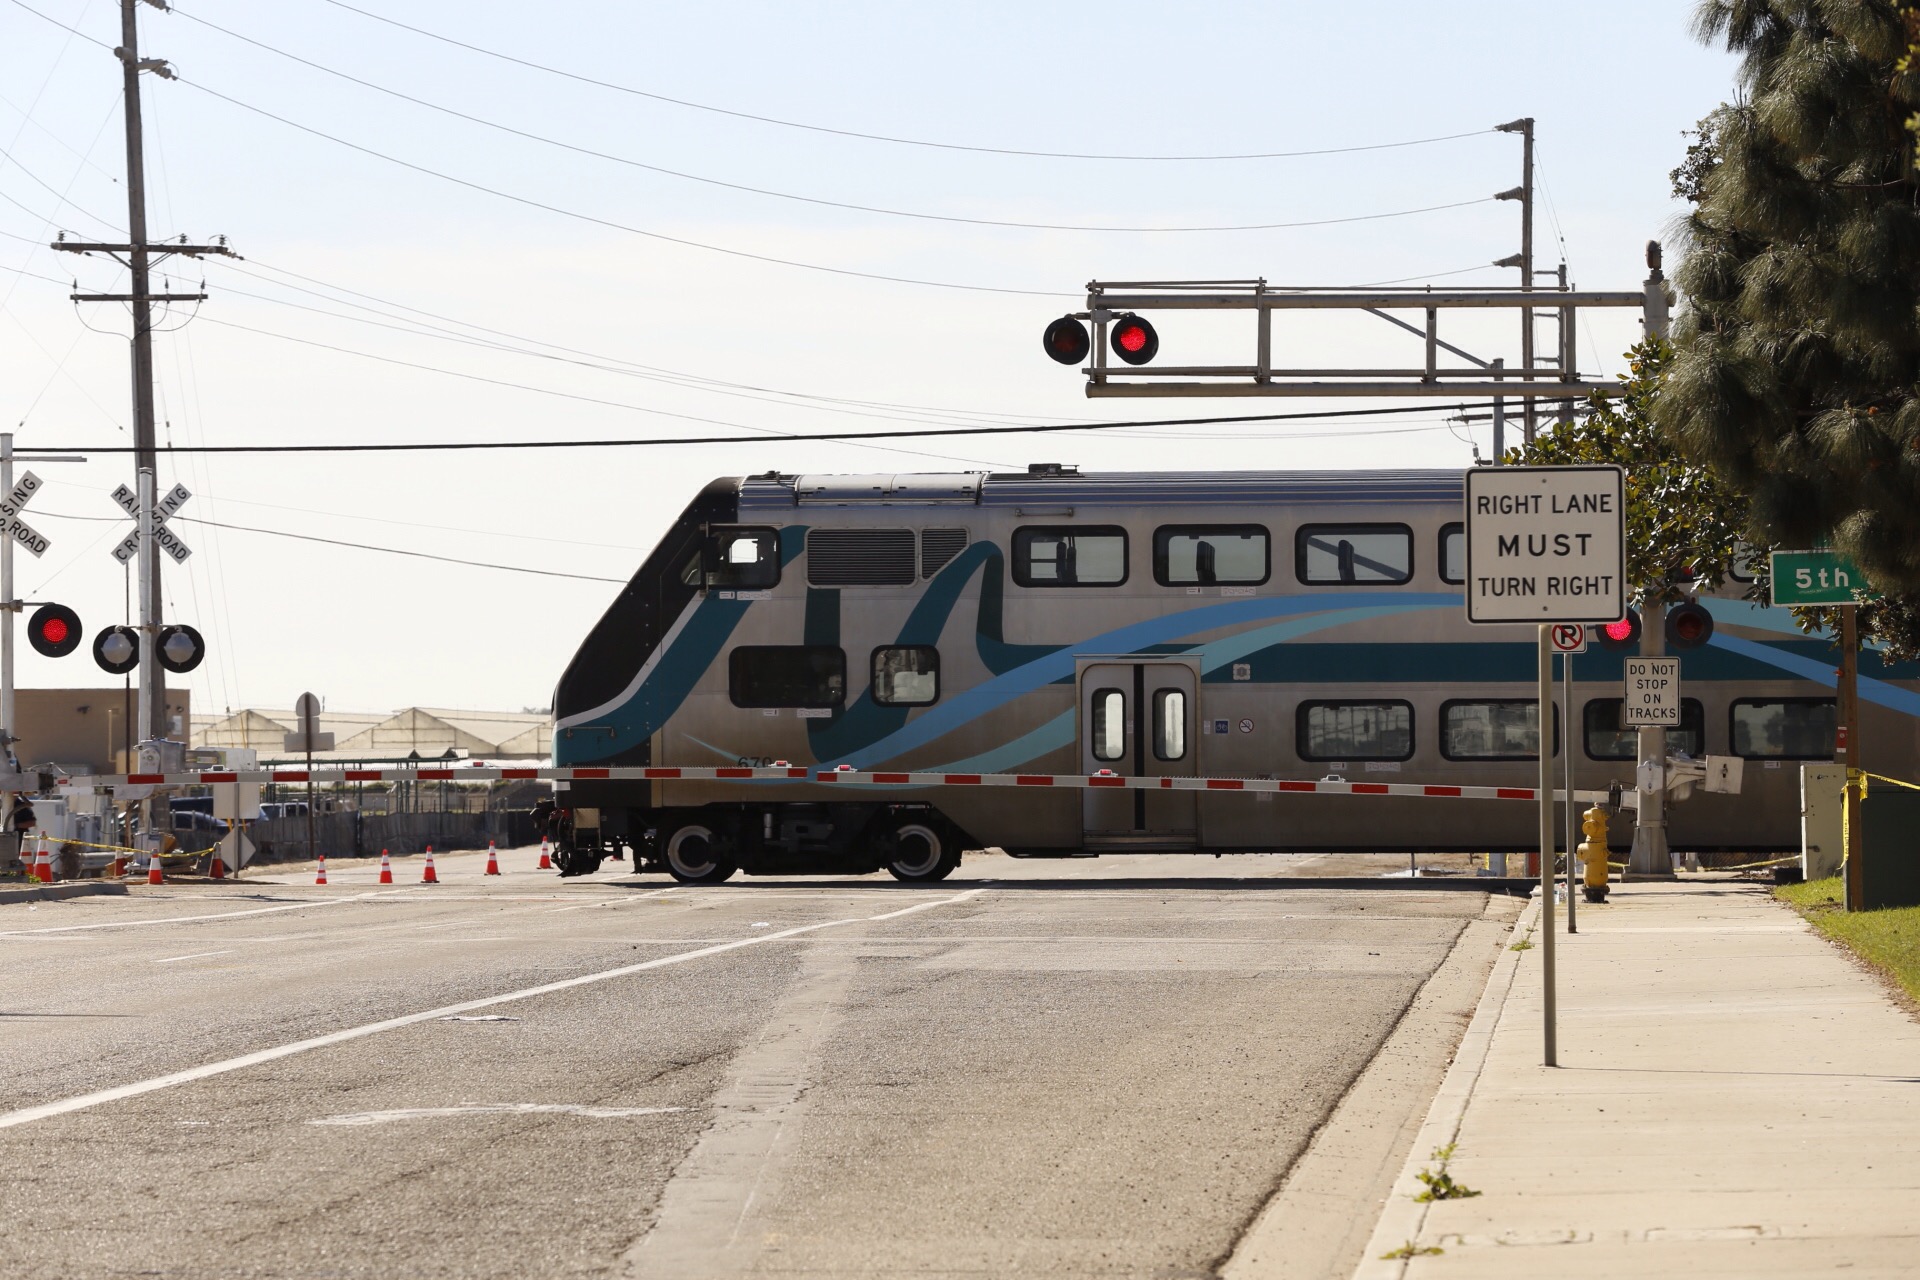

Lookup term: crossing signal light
[26,603,81,658]
[1594,610,1642,651]
[157,623,206,673]
[93,625,139,675]
[1110,313,1159,365]
[1042,316,1091,365]
[1665,601,1715,650]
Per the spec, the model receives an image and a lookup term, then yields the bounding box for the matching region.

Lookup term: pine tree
[1658,1,1920,597]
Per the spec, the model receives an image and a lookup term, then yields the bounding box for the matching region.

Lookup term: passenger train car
[549,468,1920,881]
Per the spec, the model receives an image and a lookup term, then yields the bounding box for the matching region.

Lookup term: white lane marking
[155,950,235,964]
[0,888,983,1130]
[544,888,679,913]
[311,1103,687,1127]
[868,889,983,921]
[0,892,383,937]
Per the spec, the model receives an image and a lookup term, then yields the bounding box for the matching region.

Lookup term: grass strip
[1776,877,1920,1004]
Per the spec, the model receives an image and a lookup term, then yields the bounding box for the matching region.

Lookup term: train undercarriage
[551,799,970,884]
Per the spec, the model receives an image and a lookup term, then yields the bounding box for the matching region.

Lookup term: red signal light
[1665,601,1715,650]
[1595,610,1642,651]
[27,603,82,658]
[1109,313,1159,365]
[1041,315,1091,366]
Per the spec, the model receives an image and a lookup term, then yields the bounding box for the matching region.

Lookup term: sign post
[285,692,335,866]
[1771,550,1865,910]
[1551,624,1587,933]
[1466,464,1626,1067]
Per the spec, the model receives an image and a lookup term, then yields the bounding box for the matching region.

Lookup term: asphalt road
[0,848,1512,1279]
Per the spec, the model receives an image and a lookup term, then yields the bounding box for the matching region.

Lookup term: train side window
[1298,700,1414,762]
[1296,524,1413,585]
[1014,526,1128,587]
[728,646,845,708]
[871,646,939,706]
[1584,697,1705,759]
[1730,697,1836,759]
[1091,688,1127,761]
[1439,523,1465,585]
[704,526,780,590]
[1153,689,1187,761]
[1153,525,1269,586]
[1440,699,1559,760]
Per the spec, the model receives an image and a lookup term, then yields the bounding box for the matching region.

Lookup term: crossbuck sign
[1463,465,1625,625]
[0,470,51,558]
[109,481,192,565]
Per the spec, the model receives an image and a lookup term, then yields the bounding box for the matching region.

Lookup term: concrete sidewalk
[1355,877,1920,1279]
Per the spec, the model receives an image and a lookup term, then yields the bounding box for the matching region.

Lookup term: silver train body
[550,469,1919,881]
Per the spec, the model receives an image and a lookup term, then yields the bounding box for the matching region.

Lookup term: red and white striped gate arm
[815,767,1627,807]
[49,764,1630,807]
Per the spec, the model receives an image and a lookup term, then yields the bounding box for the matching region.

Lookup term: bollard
[1580,805,1610,903]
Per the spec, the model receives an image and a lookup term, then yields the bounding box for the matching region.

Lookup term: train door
[1078,659,1199,849]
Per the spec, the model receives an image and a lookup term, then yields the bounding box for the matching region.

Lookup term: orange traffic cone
[315,854,328,886]
[537,836,551,870]
[484,840,501,876]
[421,847,439,884]
[147,846,164,885]
[33,838,52,884]
[209,847,226,880]
[378,849,393,884]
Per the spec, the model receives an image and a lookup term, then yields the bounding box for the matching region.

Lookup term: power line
[31,507,629,583]
[180,78,1074,299]
[179,313,1010,470]
[223,256,1107,425]
[171,7,1496,236]
[3,0,1053,294]
[47,401,1484,454]
[315,0,1494,164]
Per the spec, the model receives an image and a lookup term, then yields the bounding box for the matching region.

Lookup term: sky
[0,0,1739,718]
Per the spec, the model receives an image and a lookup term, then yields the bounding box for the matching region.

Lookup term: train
[547,467,1920,881]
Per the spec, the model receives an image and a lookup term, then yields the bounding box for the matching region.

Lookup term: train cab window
[728,646,845,708]
[704,527,780,590]
[1014,526,1128,587]
[1731,697,1836,759]
[1296,524,1413,585]
[1439,524,1465,585]
[1585,697,1705,759]
[1091,688,1127,761]
[1153,689,1188,761]
[1153,525,1269,586]
[1441,699,1559,760]
[871,646,939,706]
[1298,700,1414,761]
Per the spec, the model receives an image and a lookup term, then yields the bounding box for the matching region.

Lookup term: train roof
[737,468,1465,510]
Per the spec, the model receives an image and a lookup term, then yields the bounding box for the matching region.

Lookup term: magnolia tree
[1506,340,1752,608]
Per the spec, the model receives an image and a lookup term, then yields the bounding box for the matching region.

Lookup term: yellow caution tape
[1867,772,1920,791]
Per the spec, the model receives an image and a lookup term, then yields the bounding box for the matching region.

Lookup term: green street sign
[1770,549,1868,606]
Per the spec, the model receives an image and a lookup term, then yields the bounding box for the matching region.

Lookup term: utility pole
[1627,245,1674,878]
[1494,118,1536,443]
[52,0,233,757]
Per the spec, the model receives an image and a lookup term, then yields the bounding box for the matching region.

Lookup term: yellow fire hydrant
[1580,805,1610,903]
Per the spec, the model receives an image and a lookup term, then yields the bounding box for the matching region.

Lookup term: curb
[0,880,131,905]
[1349,890,1541,1278]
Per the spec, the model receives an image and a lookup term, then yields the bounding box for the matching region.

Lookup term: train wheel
[884,819,958,883]
[663,822,737,885]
